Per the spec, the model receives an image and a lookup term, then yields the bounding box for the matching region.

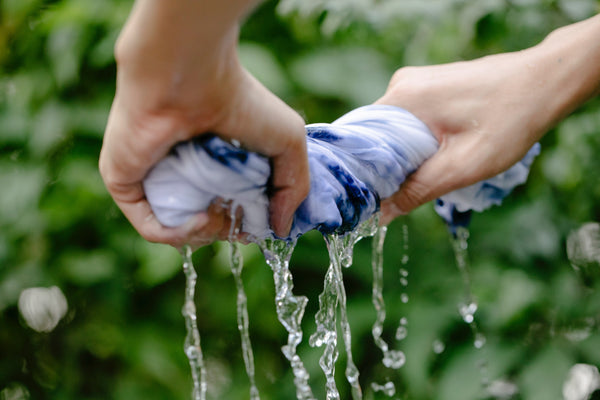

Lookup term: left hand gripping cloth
[143,105,540,241]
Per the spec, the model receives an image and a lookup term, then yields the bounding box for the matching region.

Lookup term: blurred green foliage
[2,0,600,399]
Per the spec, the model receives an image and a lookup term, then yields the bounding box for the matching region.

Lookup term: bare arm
[376,14,600,223]
[99,0,310,247]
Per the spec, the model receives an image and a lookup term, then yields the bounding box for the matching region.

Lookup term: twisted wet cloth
[143,105,540,241]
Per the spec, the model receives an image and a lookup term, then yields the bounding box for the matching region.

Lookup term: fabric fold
[143,105,540,241]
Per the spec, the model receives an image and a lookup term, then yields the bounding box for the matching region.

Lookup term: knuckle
[389,67,416,89]
[395,179,429,212]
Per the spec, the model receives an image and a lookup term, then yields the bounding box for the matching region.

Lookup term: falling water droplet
[371,381,396,396]
[458,302,478,324]
[474,332,486,349]
[432,339,445,354]
[400,293,409,304]
[395,326,407,341]
[382,350,406,369]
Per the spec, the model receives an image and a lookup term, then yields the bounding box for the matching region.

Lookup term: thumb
[380,140,486,225]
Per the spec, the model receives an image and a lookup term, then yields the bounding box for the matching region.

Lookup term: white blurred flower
[0,382,30,400]
[563,364,600,400]
[18,286,68,333]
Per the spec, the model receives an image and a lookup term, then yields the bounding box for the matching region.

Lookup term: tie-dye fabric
[143,105,540,241]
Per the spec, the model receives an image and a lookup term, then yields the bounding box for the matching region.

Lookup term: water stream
[309,216,379,400]
[229,241,261,400]
[260,238,315,400]
[179,216,495,399]
[180,245,208,400]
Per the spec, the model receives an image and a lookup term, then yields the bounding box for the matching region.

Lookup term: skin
[99,0,310,248]
[101,4,599,246]
[376,14,600,224]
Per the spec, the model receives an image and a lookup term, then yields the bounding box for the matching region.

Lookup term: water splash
[260,238,315,400]
[180,245,207,400]
[229,241,260,400]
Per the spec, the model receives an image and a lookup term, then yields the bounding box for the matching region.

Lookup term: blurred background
[2,0,600,399]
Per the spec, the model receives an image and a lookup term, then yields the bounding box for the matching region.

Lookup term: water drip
[180,245,208,400]
[432,339,445,354]
[395,326,407,342]
[449,227,490,389]
[451,227,486,349]
[371,221,408,378]
[370,381,396,397]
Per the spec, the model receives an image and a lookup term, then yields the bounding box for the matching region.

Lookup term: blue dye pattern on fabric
[198,135,249,168]
[143,105,540,241]
[306,127,341,143]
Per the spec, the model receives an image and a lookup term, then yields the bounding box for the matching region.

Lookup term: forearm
[526,14,600,134]
[114,0,261,111]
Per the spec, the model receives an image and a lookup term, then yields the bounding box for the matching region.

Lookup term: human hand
[99,1,309,248]
[376,15,600,225]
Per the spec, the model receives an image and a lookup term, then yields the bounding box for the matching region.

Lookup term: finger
[217,70,310,237]
[380,137,489,224]
[269,143,310,238]
[114,194,211,247]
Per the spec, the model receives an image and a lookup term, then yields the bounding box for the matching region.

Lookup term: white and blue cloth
[143,105,540,241]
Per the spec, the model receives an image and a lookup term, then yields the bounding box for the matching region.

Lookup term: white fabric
[143,105,539,241]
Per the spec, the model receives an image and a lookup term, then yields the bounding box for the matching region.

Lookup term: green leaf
[59,249,117,285]
[135,241,181,287]
[291,47,391,106]
[239,42,292,98]
[518,345,574,400]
